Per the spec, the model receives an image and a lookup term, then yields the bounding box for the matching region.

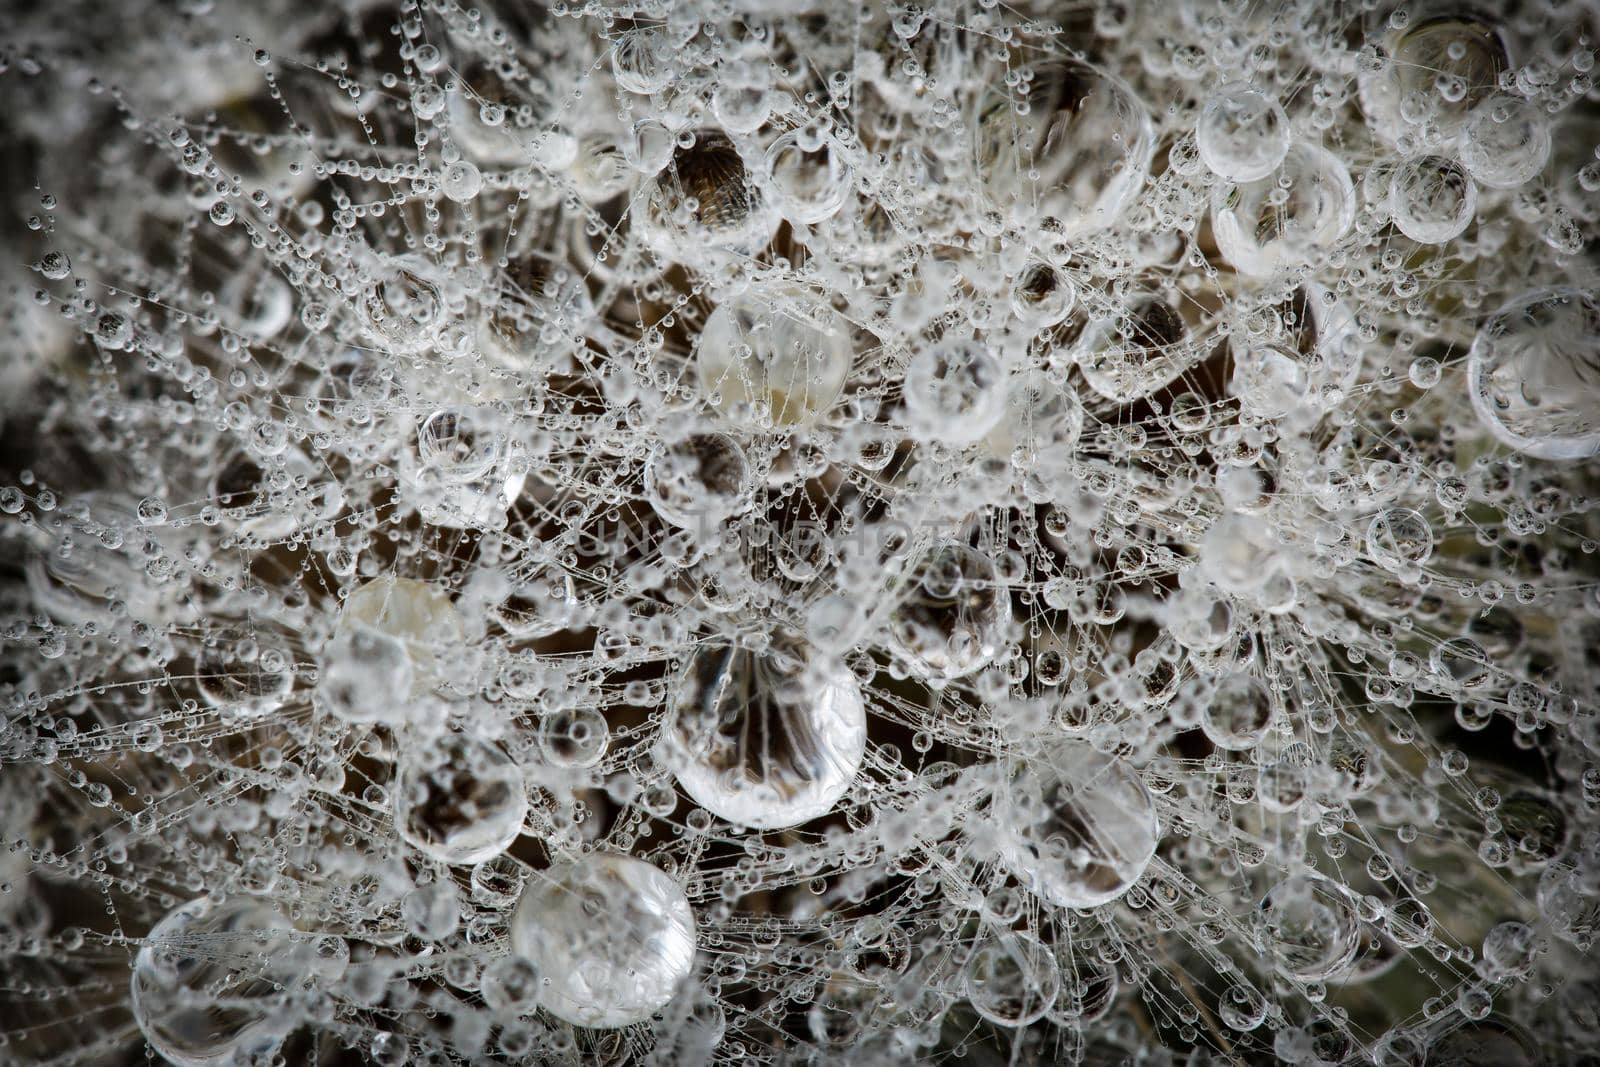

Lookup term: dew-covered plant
[2,0,1600,1064]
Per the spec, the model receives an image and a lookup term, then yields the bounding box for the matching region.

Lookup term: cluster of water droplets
[2,0,1600,1063]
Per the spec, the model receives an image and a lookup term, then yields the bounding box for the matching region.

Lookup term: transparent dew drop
[644,433,750,530]
[1009,262,1077,330]
[393,733,526,865]
[478,251,593,371]
[764,129,853,224]
[508,853,695,1029]
[1430,635,1493,690]
[417,407,503,484]
[1201,671,1273,751]
[1196,85,1291,183]
[539,706,610,769]
[357,256,444,354]
[661,633,866,829]
[888,542,1012,680]
[1459,94,1551,189]
[38,250,70,279]
[489,563,577,640]
[440,160,483,203]
[338,575,464,691]
[993,743,1159,909]
[695,289,853,427]
[712,82,772,136]
[1218,985,1268,1032]
[975,57,1155,233]
[1467,288,1600,460]
[130,897,307,1067]
[313,627,409,726]
[962,932,1059,1028]
[401,879,461,941]
[196,627,293,719]
[480,953,543,1017]
[808,974,881,1046]
[444,56,541,163]
[1384,15,1507,134]
[901,337,1007,445]
[1211,142,1355,278]
[1257,874,1362,981]
[1366,507,1434,574]
[984,368,1083,461]
[610,28,674,95]
[1046,948,1118,1024]
[571,136,631,202]
[1074,291,1191,403]
[640,132,771,259]
[1389,155,1476,244]
[1479,921,1539,981]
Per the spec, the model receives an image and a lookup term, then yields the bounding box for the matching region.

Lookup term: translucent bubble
[441,160,483,202]
[1201,671,1273,750]
[993,744,1159,910]
[1197,85,1291,183]
[763,129,852,225]
[417,407,504,484]
[976,57,1155,232]
[339,576,464,689]
[1218,985,1268,1031]
[1389,155,1476,244]
[695,289,853,427]
[1212,143,1354,277]
[1459,95,1551,189]
[508,853,695,1028]
[394,733,526,865]
[888,542,1012,680]
[1047,949,1118,1024]
[902,338,1007,445]
[984,369,1084,460]
[1074,291,1190,402]
[358,256,444,354]
[480,953,543,1016]
[712,82,772,136]
[488,564,578,640]
[644,433,750,530]
[39,250,71,280]
[196,627,294,718]
[1366,508,1434,573]
[1430,636,1492,690]
[661,633,866,829]
[640,132,771,259]
[1009,262,1077,329]
[963,932,1058,1027]
[1230,341,1311,420]
[316,624,413,724]
[1359,14,1508,140]
[539,706,610,769]
[401,879,460,941]
[1467,288,1600,460]
[130,897,307,1067]
[1479,921,1538,981]
[611,29,673,95]
[1257,874,1361,981]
